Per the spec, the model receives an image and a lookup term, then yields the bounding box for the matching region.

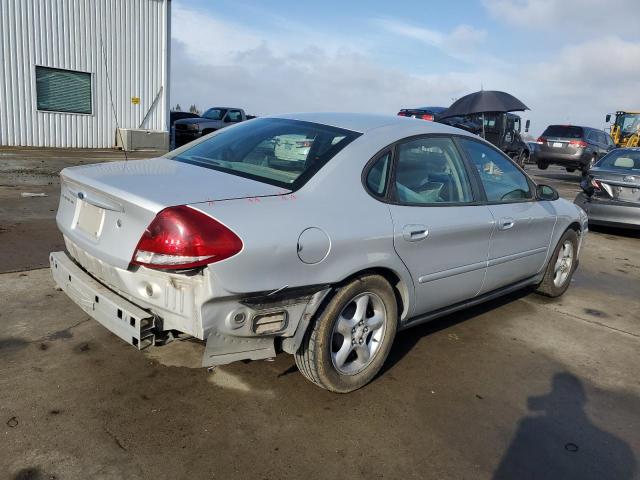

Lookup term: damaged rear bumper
[50,250,331,367]
[50,251,157,349]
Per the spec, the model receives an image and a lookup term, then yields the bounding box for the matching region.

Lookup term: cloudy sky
[170,0,640,136]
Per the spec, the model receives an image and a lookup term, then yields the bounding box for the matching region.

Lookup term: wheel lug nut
[352,327,356,333]
[359,339,363,344]
[359,321,363,326]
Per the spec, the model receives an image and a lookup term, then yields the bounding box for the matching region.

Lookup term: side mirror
[580,178,595,196]
[525,119,530,133]
[605,114,611,123]
[537,184,559,201]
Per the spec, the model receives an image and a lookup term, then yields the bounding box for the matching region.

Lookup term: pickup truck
[173,107,255,148]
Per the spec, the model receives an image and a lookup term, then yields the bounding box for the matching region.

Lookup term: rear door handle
[499,217,515,230]
[402,224,429,242]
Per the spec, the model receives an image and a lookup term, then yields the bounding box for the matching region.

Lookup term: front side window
[393,137,473,204]
[168,118,360,189]
[36,66,91,114]
[458,138,532,202]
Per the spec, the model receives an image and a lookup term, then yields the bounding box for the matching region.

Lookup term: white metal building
[0,0,170,149]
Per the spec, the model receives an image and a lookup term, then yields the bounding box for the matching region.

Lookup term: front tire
[536,229,578,297]
[295,274,398,393]
[537,161,549,170]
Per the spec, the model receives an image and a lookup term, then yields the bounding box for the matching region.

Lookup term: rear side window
[366,152,391,196]
[168,118,360,189]
[542,125,584,139]
[393,137,473,204]
[458,138,532,202]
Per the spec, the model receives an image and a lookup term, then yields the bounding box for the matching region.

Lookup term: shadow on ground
[493,372,637,479]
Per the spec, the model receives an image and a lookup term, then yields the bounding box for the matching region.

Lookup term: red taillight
[569,140,588,148]
[420,114,434,121]
[132,205,242,270]
[590,178,602,191]
[397,112,408,117]
[536,137,545,144]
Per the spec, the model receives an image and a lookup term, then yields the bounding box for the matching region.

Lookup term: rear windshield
[597,150,640,170]
[167,118,361,189]
[542,125,584,139]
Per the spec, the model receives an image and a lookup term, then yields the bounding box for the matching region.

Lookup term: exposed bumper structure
[50,251,156,349]
[50,250,332,367]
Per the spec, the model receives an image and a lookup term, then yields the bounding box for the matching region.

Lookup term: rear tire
[294,274,398,393]
[537,161,549,170]
[536,229,578,298]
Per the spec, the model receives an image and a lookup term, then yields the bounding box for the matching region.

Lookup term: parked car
[397,106,447,121]
[169,111,200,149]
[173,107,255,147]
[535,125,615,173]
[526,141,538,164]
[170,111,200,127]
[575,147,640,229]
[50,113,587,392]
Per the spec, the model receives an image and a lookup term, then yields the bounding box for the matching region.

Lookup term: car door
[456,137,557,293]
[371,135,494,316]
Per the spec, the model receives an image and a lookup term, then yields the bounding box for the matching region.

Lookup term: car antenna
[99,34,128,161]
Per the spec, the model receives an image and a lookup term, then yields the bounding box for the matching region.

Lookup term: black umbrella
[439,90,529,119]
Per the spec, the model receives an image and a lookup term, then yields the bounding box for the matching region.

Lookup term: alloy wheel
[553,241,574,287]
[330,292,387,375]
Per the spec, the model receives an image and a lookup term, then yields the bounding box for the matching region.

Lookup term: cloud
[483,0,640,32]
[170,4,480,115]
[170,2,640,136]
[372,18,496,66]
[521,36,640,127]
[171,39,473,116]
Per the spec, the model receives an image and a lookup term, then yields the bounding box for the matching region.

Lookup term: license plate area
[552,142,563,148]
[612,185,640,203]
[74,200,105,238]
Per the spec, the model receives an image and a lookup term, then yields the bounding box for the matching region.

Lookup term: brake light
[569,140,588,148]
[397,112,408,117]
[536,137,545,144]
[420,114,434,121]
[132,206,242,270]
[590,178,602,191]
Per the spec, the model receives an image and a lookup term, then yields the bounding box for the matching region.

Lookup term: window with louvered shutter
[36,66,92,114]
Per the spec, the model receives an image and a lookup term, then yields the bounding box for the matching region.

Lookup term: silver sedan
[50,113,588,392]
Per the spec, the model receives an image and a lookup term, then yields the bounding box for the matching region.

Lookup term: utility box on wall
[116,129,169,151]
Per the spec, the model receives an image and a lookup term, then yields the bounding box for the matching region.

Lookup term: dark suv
[536,125,615,173]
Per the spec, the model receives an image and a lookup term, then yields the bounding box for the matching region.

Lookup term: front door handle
[499,217,515,230]
[402,224,429,242]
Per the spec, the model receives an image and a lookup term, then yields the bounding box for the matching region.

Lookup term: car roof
[268,112,464,135]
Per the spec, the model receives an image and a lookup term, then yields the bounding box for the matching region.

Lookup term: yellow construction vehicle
[606,111,640,147]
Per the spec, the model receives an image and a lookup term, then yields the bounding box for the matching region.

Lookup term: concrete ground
[0,149,638,479]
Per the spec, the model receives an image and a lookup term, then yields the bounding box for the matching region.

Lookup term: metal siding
[0,0,169,148]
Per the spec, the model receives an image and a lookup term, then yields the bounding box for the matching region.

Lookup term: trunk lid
[56,157,287,269]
